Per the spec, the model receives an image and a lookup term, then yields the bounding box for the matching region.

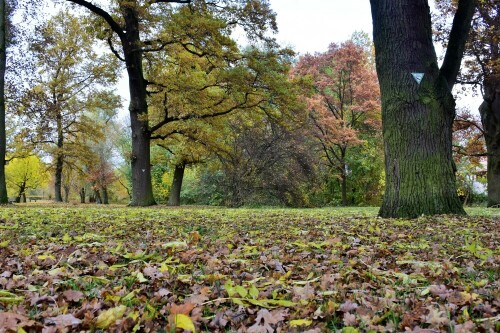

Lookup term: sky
[269,0,373,55]
[115,0,481,116]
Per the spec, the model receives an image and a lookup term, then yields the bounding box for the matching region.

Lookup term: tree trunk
[480,81,500,207]
[80,187,85,203]
[167,163,185,206]
[0,0,7,204]
[102,186,109,204]
[94,188,102,204]
[340,169,347,206]
[16,182,25,203]
[54,112,64,202]
[370,0,467,218]
[64,185,70,203]
[122,8,155,207]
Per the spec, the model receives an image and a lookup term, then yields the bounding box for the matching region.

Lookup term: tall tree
[435,0,499,207]
[18,10,120,202]
[0,0,7,203]
[369,0,475,217]
[65,0,278,206]
[294,40,381,206]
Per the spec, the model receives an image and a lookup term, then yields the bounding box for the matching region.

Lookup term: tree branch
[439,0,476,90]
[66,0,125,39]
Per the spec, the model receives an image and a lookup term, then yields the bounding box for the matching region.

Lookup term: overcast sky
[269,0,373,55]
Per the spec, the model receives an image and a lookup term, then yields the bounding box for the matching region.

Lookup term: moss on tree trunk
[370,0,469,218]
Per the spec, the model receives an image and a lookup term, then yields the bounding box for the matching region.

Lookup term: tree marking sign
[411,72,425,85]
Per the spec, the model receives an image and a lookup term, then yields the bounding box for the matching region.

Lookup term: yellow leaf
[95,305,127,329]
[0,240,9,247]
[174,314,195,332]
[290,319,312,327]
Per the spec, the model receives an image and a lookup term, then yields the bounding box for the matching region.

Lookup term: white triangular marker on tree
[411,72,425,85]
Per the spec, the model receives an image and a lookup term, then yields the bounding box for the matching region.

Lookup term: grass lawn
[0,205,498,332]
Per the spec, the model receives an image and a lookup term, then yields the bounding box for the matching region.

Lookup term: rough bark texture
[122,7,155,206]
[54,113,64,202]
[370,0,471,218]
[167,163,185,206]
[0,0,7,204]
[480,81,500,207]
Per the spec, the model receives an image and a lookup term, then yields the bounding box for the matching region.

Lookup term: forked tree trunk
[0,0,7,204]
[370,0,472,218]
[167,163,185,206]
[480,81,500,207]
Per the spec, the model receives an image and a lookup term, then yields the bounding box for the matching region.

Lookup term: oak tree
[65,0,278,206]
[369,0,475,217]
[435,0,499,207]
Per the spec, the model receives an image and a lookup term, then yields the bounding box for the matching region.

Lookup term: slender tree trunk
[54,112,64,202]
[16,182,25,203]
[64,185,70,203]
[102,186,109,204]
[122,8,155,207]
[80,187,85,203]
[340,149,348,206]
[94,188,102,204]
[370,0,469,218]
[340,170,347,206]
[168,163,185,206]
[0,0,7,204]
[480,81,500,207]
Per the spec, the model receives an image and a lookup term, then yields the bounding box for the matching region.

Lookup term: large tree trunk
[370,0,469,218]
[122,8,155,207]
[480,81,500,207]
[0,0,7,204]
[54,112,64,202]
[16,182,25,203]
[167,163,185,206]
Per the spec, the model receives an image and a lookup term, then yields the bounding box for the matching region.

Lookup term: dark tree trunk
[16,182,25,203]
[54,112,64,202]
[63,185,70,203]
[122,8,155,207]
[0,0,7,204]
[370,0,473,218]
[94,188,102,204]
[102,186,109,204]
[80,187,85,203]
[480,81,500,207]
[167,163,185,206]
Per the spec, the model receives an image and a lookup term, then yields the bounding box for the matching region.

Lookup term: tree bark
[80,187,85,203]
[64,185,70,203]
[480,81,500,207]
[122,7,155,206]
[16,182,25,203]
[102,186,109,204]
[370,0,473,218]
[0,0,7,204]
[54,112,64,202]
[167,163,185,206]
